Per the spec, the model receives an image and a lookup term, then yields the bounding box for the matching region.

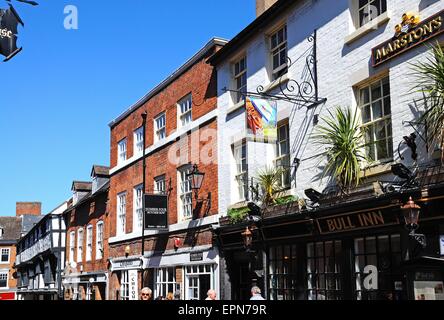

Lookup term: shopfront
[143,246,220,300]
[217,183,444,300]
[109,257,143,300]
[63,272,108,300]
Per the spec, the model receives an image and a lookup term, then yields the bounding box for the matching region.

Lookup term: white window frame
[154,112,166,142]
[358,76,393,164]
[184,264,215,300]
[96,221,104,260]
[233,56,247,104]
[133,127,144,156]
[270,25,288,81]
[1,248,10,264]
[155,267,177,298]
[86,225,93,262]
[120,271,129,300]
[178,94,193,128]
[77,228,84,263]
[0,272,8,289]
[118,138,127,164]
[154,175,166,195]
[233,142,248,201]
[275,123,291,189]
[117,192,127,236]
[0,227,3,238]
[355,0,387,28]
[133,184,144,233]
[178,165,193,221]
[69,231,75,263]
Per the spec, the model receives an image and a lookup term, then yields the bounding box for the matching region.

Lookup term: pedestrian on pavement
[206,289,217,300]
[174,290,181,300]
[250,286,265,300]
[166,292,174,300]
[140,287,152,301]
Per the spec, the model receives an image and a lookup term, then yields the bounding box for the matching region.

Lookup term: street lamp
[401,197,426,248]
[187,164,205,199]
[241,227,253,250]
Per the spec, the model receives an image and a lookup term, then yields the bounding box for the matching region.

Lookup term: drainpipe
[57,215,63,300]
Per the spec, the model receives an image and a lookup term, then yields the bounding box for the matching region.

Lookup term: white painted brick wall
[217,0,444,216]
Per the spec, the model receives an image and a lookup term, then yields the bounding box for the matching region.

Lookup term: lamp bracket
[410,232,427,248]
[402,120,428,152]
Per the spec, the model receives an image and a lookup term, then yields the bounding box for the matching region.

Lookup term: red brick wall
[0,245,17,290]
[65,190,109,273]
[16,202,41,217]
[108,44,220,240]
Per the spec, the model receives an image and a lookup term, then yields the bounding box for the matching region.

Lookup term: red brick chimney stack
[16,202,42,217]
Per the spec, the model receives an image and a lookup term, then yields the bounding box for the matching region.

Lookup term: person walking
[166,292,174,300]
[250,286,265,300]
[140,287,152,301]
[206,289,217,300]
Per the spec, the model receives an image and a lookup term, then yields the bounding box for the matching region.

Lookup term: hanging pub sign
[372,10,444,67]
[144,194,168,230]
[246,96,278,142]
[316,207,400,235]
[0,4,23,61]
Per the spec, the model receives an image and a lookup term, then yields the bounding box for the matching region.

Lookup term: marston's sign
[372,10,444,67]
[316,208,400,234]
[0,4,24,62]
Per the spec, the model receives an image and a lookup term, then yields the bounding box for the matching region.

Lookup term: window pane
[372,100,383,119]
[362,105,371,123]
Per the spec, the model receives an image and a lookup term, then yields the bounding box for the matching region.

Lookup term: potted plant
[410,43,444,163]
[312,106,368,194]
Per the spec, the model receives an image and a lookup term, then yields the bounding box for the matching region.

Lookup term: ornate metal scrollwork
[224,29,326,108]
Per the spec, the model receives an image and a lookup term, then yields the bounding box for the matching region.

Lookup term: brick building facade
[107,38,226,300]
[0,216,21,300]
[63,165,110,300]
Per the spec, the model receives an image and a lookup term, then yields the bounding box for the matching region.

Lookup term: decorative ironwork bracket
[223,30,327,109]
[402,120,428,152]
[410,232,427,248]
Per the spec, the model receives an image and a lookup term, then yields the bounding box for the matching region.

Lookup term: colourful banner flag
[246,97,277,141]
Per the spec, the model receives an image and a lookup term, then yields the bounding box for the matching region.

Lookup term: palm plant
[312,106,368,193]
[253,166,286,206]
[410,43,444,162]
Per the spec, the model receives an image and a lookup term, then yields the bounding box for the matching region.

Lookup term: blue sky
[0,0,255,216]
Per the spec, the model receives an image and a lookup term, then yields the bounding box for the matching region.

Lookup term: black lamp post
[401,197,426,248]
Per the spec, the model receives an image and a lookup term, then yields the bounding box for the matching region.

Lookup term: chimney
[16,202,42,217]
[256,0,278,17]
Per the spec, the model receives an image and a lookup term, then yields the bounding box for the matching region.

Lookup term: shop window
[120,271,129,300]
[185,264,214,300]
[307,241,343,300]
[359,76,393,163]
[353,234,403,300]
[269,245,300,300]
[155,267,177,299]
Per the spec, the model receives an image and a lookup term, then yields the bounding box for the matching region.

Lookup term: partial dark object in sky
[6,0,39,6]
[0,4,23,61]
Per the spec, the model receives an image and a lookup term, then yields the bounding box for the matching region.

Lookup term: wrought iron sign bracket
[223,30,327,109]
[402,120,428,152]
